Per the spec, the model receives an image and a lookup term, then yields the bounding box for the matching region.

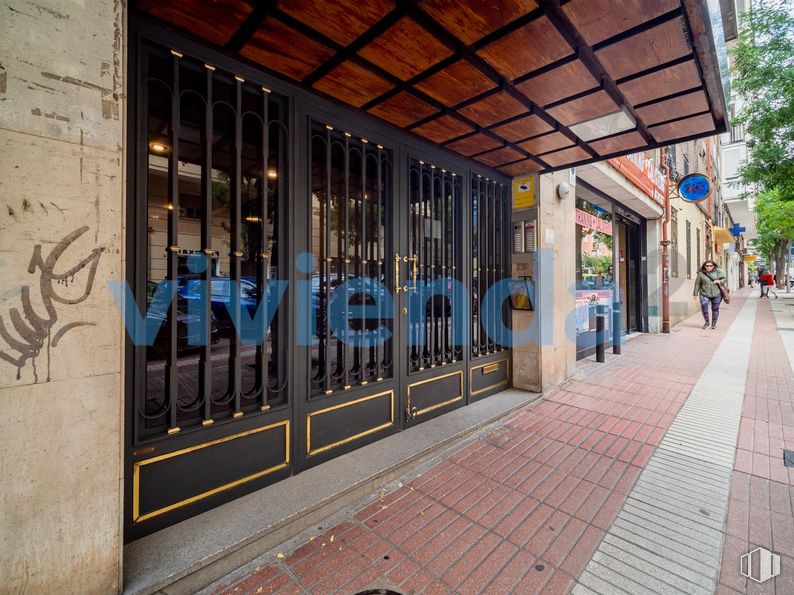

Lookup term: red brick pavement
[718,297,794,595]
[214,293,749,595]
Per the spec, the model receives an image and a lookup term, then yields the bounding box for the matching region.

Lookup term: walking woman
[760,269,778,298]
[693,260,727,329]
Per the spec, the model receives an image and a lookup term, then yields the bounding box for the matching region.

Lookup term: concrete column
[512,171,576,392]
[0,0,125,592]
[646,219,661,333]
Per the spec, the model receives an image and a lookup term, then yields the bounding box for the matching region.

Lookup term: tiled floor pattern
[209,294,748,595]
[717,295,794,595]
[574,297,757,594]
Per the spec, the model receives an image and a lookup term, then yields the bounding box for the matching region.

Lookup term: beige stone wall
[0,0,125,592]
[668,200,710,327]
[646,220,662,333]
[512,171,576,392]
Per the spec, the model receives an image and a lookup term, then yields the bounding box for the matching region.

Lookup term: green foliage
[731,1,794,197]
[755,188,794,243]
[754,188,794,280]
[582,254,612,274]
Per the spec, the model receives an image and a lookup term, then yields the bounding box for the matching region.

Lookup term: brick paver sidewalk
[213,292,753,594]
[718,295,794,595]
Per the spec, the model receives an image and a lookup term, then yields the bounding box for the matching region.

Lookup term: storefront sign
[677,173,712,203]
[608,154,666,205]
[576,208,612,236]
[513,176,535,209]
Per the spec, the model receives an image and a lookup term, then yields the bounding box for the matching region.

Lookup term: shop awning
[714,226,735,244]
[136,0,728,176]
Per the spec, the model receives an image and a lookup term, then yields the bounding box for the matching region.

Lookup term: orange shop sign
[608,154,666,205]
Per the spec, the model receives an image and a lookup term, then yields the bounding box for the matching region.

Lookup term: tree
[731,2,794,197]
[754,188,794,285]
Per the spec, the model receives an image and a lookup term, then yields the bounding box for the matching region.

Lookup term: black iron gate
[127,38,293,540]
[127,30,512,540]
[296,119,399,470]
[403,158,465,425]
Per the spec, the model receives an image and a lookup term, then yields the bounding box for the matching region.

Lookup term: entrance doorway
[616,217,643,334]
[126,34,512,540]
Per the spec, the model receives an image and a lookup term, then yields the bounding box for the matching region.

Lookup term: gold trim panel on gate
[307,390,395,456]
[132,420,290,522]
[470,358,510,396]
[407,370,464,418]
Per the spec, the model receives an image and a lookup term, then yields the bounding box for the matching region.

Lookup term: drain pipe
[660,147,671,334]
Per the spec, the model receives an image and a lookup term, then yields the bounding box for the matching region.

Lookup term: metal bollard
[612,301,621,355]
[596,305,606,363]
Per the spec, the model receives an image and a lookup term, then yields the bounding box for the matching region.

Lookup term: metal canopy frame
[132,0,728,175]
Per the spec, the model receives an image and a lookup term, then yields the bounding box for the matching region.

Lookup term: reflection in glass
[471,175,508,357]
[408,160,462,372]
[310,123,393,395]
[140,44,288,439]
[574,196,614,351]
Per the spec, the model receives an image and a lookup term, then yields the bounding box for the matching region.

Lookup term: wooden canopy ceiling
[135,0,728,176]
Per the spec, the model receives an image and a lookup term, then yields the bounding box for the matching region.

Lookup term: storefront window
[575,196,614,357]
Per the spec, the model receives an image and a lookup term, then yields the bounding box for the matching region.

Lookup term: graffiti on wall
[0,226,103,382]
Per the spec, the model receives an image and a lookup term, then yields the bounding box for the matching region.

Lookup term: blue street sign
[729,223,746,237]
[677,173,712,202]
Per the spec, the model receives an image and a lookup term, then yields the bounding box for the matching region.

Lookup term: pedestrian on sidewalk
[760,270,778,298]
[693,259,726,329]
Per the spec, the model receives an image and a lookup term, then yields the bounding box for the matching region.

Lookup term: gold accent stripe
[307,390,394,456]
[470,358,510,396]
[132,420,289,523]
[407,370,464,418]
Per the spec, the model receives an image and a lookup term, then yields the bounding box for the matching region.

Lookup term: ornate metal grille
[309,121,393,395]
[471,175,508,358]
[138,43,289,439]
[407,159,463,372]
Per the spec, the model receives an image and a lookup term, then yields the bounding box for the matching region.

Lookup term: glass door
[299,120,398,468]
[128,41,291,540]
[402,158,465,425]
[616,217,641,334]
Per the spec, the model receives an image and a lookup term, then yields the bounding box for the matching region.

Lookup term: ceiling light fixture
[149,140,169,153]
[568,106,636,142]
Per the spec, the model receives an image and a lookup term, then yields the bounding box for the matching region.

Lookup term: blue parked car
[180,274,387,335]
[179,277,269,333]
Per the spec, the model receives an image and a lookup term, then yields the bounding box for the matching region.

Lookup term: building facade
[0,0,729,591]
[720,0,755,285]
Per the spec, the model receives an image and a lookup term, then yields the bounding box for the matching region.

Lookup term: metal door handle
[395,253,401,293]
[407,254,418,292]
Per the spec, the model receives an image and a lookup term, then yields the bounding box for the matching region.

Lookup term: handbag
[719,283,731,304]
